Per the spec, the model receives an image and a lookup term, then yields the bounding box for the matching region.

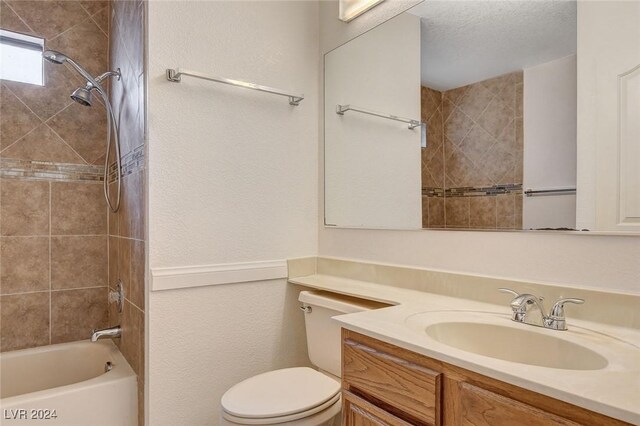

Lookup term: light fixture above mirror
[339,0,386,22]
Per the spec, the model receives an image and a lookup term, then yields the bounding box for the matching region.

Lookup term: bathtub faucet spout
[91,325,122,342]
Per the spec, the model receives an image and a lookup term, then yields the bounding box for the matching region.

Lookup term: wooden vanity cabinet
[341,329,630,426]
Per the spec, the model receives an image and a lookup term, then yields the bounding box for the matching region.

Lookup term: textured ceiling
[408,0,577,91]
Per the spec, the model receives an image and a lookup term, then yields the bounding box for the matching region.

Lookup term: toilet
[220,291,383,425]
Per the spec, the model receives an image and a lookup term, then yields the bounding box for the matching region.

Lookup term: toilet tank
[298,291,388,378]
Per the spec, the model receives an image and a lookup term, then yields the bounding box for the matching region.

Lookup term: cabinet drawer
[343,336,442,425]
[459,382,582,426]
[343,391,414,426]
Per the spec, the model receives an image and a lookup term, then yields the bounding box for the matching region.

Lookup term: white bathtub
[0,340,137,425]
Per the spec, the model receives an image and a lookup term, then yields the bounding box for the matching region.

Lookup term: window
[0,29,44,86]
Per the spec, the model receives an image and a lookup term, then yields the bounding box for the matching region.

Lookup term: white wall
[148,1,318,269]
[147,1,319,424]
[324,12,422,228]
[318,2,640,295]
[523,55,577,230]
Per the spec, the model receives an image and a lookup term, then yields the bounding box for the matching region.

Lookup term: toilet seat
[221,367,341,425]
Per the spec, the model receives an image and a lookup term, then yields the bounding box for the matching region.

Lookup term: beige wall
[0,0,110,352]
[106,1,146,425]
[147,1,319,424]
[319,1,640,294]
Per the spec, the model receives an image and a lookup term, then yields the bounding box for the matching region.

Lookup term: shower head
[42,50,68,65]
[71,86,92,107]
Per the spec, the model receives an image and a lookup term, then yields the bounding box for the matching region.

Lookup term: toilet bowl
[220,291,384,425]
[220,367,341,426]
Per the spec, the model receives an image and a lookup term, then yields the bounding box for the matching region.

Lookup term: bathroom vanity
[341,329,629,426]
[288,257,640,426]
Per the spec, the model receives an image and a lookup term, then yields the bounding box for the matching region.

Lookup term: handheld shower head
[42,50,101,91]
[41,49,124,212]
[71,87,92,106]
[43,50,68,64]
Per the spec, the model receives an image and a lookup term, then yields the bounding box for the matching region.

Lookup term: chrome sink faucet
[499,288,584,331]
[90,325,122,342]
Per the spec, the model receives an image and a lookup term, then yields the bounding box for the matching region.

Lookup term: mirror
[324,0,640,233]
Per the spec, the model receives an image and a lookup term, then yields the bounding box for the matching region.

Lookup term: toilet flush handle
[300,305,312,313]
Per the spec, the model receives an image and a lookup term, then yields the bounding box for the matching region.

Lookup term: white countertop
[289,274,640,425]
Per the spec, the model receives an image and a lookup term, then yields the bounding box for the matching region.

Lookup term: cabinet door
[343,391,414,426]
[576,1,640,231]
[457,382,581,426]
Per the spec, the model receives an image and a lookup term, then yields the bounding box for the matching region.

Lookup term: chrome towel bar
[524,188,576,197]
[336,104,422,129]
[166,68,304,106]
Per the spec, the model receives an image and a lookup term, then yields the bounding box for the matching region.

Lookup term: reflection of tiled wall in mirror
[421,72,523,230]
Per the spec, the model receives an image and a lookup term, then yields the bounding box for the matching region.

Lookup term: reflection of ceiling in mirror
[408,1,576,91]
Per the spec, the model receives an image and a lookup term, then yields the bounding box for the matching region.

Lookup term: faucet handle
[549,298,585,318]
[498,288,519,297]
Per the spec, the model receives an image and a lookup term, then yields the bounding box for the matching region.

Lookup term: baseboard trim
[151,260,288,291]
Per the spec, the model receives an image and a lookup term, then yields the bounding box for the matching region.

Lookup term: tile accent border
[0,158,104,182]
[108,144,145,184]
[151,260,288,291]
[422,183,522,198]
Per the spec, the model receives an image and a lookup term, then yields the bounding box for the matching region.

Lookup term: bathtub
[0,340,137,425]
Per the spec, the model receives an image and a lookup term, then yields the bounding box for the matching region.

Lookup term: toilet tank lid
[298,291,390,314]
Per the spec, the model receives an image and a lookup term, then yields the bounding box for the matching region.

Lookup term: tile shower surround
[0,0,111,353]
[1,1,146,424]
[107,1,146,425]
[421,72,524,229]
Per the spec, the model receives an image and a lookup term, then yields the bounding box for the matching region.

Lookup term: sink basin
[425,321,608,370]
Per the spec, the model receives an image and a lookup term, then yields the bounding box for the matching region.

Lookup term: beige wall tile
[3,62,76,121]
[0,85,41,149]
[0,292,49,351]
[46,102,109,165]
[0,237,49,294]
[79,0,108,16]
[48,20,108,78]
[428,197,445,228]
[5,0,89,39]
[91,6,109,35]
[130,239,145,310]
[497,194,516,229]
[445,197,470,228]
[120,300,143,376]
[51,287,108,344]
[476,97,513,139]
[0,1,32,33]
[118,237,131,293]
[51,236,107,289]
[128,171,145,240]
[137,376,144,426]
[0,179,49,236]
[469,196,497,229]
[51,182,106,235]
[421,196,429,228]
[515,194,523,229]
[2,123,85,164]
[444,108,474,146]
[456,83,494,121]
[109,236,119,287]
